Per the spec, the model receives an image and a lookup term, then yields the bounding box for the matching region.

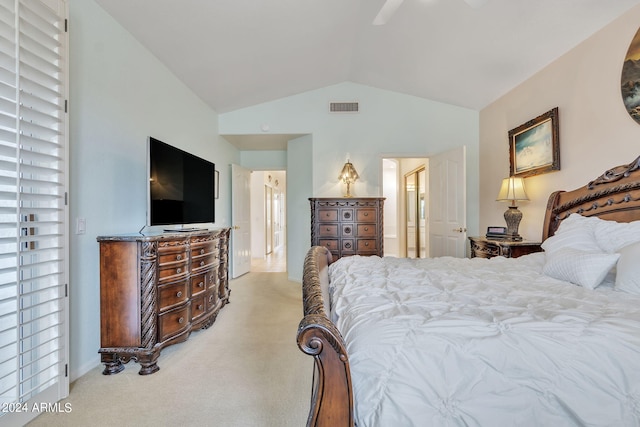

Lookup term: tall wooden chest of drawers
[310,198,384,262]
[97,228,230,375]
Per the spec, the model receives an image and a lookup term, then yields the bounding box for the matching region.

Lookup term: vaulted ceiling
[95,0,640,114]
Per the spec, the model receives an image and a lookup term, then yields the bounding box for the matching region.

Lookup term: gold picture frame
[508,107,560,178]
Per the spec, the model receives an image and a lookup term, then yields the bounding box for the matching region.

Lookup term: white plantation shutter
[0,0,68,425]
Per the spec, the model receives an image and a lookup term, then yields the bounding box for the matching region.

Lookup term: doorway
[250,170,287,272]
[382,157,428,258]
[383,147,467,259]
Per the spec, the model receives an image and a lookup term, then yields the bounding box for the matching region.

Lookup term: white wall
[69,0,239,379]
[480,4,640,241]
[286,135,313,280]
[240,149,287,170]
[220,83,480,279]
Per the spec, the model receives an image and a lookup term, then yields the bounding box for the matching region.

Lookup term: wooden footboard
[297,246,354,427]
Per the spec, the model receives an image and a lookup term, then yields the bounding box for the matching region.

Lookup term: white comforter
[328,253,640,427]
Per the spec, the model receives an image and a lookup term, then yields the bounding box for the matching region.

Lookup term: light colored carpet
[28,272,312,427]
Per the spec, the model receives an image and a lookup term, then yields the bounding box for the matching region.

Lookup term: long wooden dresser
[97,228,230,375]
[310,197,384,262]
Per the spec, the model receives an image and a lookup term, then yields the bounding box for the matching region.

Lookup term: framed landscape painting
[508,107,560,178]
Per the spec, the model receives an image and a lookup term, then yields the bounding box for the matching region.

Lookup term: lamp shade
[496,176,529,202]
[338,160,359,197]
[338,160,359,183]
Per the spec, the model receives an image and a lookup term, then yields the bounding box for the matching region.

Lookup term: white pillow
[541,213,602,255]
[614,241,640,294]
[543,247,620,289]
[593,219,640,253]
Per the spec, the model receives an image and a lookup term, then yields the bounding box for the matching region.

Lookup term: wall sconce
[338,159,359,197]
[496,176,529,240]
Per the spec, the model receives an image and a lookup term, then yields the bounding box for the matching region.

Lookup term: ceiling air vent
[330,102,359,113]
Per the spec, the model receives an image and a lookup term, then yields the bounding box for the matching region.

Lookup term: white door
[231,164,252,278]
[429,146,467,257]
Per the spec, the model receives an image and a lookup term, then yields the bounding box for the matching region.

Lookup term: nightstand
[469,236,542,259]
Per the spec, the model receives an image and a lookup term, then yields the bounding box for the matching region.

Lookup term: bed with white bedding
[296,156,640,427]
[329,253,640,426]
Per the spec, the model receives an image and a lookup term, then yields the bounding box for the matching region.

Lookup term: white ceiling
[94,0,640,147]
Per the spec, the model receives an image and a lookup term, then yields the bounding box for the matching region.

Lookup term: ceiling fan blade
[373,0,405,25]
[463,0,488,8]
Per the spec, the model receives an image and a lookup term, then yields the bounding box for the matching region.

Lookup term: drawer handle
[326,227,331,231]
[176,268,182,274]
[344,212,351,219]
[200,261,205,267]
[364,227,369,231]
[365,242,369,247]
[178,316,184,324]
[200,249,205,254]
[176,254,182,261]
[198,281,204,288]
[325,212,330,217]
[176,291,183,298]
[345,242,352,249]
[198,304,203,310]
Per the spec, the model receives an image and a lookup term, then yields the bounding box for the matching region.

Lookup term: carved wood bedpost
[297,246,354,427]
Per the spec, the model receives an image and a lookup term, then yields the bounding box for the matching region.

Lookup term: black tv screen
[148,137,215,226]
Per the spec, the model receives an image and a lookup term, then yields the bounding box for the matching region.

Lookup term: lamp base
[504,205,523,240]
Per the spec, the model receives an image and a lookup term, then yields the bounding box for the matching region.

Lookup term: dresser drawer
[158,240,189,264]
[318,239,338,250]
[342,224,354,236]
[192,254,216,272]
[191,294,206,320]
[158,304,190,342]
[356,208,377,222]
[158,248,188,265]
[357,239,377,252]
[340,209,354,221]
[318,224,338,237]
[342,239,355,252]
[206,290,219,312]
[191,273,206,296]
[317,209,338,222]
[158,260,189,284]
[158,280,189,312]
[356,224,377,237]
[191,243,218,259]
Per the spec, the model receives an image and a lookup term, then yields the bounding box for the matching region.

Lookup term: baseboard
[71,358,101,382]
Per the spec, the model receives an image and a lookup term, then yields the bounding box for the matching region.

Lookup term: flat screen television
[148,137,216,227]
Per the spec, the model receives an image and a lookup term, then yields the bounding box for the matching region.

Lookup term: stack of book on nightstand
[486,231,508,240]
[485,226,522,241]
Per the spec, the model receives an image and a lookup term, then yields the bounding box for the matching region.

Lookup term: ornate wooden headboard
[542,155,640,241]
